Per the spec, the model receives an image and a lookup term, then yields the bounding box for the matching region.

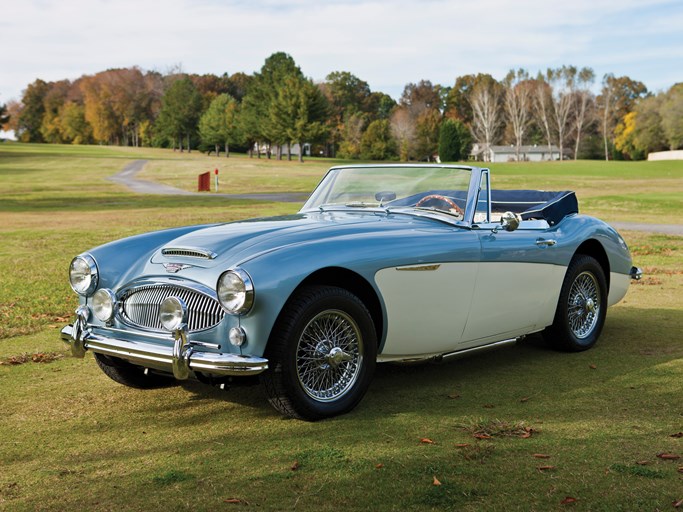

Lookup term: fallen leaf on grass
[432,476,441,486]
[224,498,248,505]
[473,433,492,440]
[560,496,578,505]
[636,460,650,465]
[375,463,384,469]
[656,453,680,460]
[533,454,551,459]
[673,498,683,509]
[454,443,470,448]
[520,397,530,403]
[290,461,300,471]
[537,465,556,471]
[447,393,461,399]
[589,364,597,370]
[670,432,683,438]
[420,438,435,444]
[677,466,683,474]
[483,404,495,409]
[520,427,536,439]
[0,352,64,365]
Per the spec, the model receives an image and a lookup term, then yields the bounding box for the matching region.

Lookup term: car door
[459,224,566,346]
[375,227,481,360]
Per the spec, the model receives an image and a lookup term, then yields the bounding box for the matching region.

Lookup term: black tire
[544,254,608,352]
[261,285,377,421]
[94,353,175,389]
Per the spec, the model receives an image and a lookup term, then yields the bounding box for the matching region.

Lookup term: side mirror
[493,211,521,233]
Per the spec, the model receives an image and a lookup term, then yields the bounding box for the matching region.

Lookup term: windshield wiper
[344,202,381,208]
[318,202,380,212]
[413,206,464,219]
[385,206,467,225]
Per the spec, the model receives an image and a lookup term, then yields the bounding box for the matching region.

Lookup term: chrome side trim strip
[437,338,519,361]
[395,264,441,272]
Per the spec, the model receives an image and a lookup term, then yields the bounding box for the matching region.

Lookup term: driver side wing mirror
[492,211,521,233]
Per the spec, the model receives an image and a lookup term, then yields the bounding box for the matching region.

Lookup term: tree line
[2,52,681,161]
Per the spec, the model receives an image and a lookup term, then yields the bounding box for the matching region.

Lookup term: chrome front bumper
[61,311,268,379]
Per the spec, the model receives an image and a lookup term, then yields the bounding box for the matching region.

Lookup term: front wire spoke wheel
[261,285,377,420]
[296,310,363,402]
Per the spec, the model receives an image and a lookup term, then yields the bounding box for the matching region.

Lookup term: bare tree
[390,107,416,161]
[549,67,574,160]
[470,80,503,160]
[532,76,554,156]
[571,67,595,160]
[598,74,615,161]
[503,69,532,160]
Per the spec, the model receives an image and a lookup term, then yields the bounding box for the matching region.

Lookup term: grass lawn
[0,143,681,511]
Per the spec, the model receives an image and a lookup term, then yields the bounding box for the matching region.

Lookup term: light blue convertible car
[62,165,641,420]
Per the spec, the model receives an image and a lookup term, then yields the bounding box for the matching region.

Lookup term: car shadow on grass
[164,305,682,422]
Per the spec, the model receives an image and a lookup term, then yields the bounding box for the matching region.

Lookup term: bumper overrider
[61,306,268,379]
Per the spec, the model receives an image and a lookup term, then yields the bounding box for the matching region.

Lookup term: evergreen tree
[198,93,240,156]
[438,118,472,161]
[155,76,203,151]
[241,52,304,158]
[360,119,397,160]
[18,79,49,142]
[270,77,329,162]
[0,103,9,127]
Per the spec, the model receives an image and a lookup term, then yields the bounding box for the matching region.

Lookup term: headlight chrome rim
[217,268,254,315]
[92,288,116,323]
[69,254,99,296]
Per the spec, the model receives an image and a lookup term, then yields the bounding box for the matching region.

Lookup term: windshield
[301,165,473,219]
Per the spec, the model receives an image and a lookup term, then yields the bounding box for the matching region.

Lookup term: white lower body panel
[608,272,630,306]
[376,262,566,360]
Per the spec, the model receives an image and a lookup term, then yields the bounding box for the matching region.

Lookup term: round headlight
[159,296,187,331]
[93,288,116,322]
[69,255,98,296]
[217,269,254,315]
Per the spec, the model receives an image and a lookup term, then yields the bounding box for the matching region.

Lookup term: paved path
[108,160,308,203]
[608,222,683,236]
[109,161,683,234]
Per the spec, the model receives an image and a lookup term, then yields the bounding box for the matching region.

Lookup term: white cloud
[1,0,681,103]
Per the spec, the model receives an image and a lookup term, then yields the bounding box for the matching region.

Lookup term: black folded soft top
[489,190,578,226]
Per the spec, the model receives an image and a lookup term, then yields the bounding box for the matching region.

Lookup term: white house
[470,144,563,162]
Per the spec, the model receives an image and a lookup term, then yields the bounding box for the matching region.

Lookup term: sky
[1,0,682,107]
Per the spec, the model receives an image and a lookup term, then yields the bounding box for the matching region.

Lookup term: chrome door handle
[536,238,557,247]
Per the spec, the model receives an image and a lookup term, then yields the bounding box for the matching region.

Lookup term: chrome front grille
[119,285,224,333]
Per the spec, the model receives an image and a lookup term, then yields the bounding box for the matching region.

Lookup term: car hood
[150,211,429,269]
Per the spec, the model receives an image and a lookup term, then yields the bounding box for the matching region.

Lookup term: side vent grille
[161,247,217,260]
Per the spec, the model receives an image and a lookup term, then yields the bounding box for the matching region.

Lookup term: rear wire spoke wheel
[261,286,377,420]
[567,271,600,339]
[544,254,607,352]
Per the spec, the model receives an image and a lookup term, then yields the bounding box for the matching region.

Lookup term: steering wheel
[415,194,464,216]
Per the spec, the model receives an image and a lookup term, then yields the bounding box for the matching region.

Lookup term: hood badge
[163,263,193,273]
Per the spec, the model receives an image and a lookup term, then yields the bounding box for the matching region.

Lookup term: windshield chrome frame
[300,164,487,228]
